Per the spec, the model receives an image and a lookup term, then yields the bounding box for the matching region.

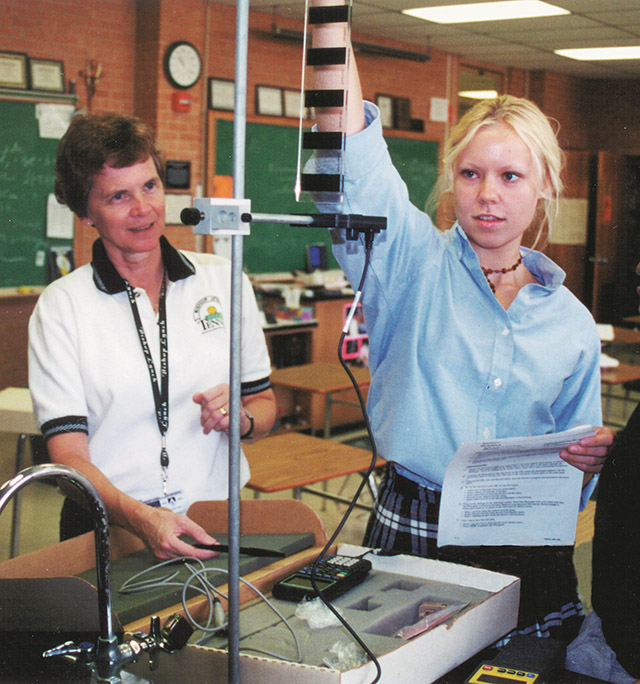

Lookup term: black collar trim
[91,236,195,295]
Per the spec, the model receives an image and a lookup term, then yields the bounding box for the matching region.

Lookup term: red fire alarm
[171,91,192,113]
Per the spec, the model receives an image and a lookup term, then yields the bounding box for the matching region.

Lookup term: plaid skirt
[364,463,584,644]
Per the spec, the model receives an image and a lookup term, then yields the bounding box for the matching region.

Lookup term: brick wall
[4,0,135,113]
[3,0,634,269]
[529,70,594,150]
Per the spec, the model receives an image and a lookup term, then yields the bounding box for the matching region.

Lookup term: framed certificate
[283,88,312,120]
[29,58,65,92]
[208,78,235,111]
[256,85,283,117]
[0,51,28,89]
[375,94,394,128]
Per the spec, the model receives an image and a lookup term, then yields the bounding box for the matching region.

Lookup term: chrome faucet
[0,464,192,683]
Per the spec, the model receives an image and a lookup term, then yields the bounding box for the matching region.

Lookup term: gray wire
[182,566,303,663]
[119,557,225,634]
[118,557,302,663]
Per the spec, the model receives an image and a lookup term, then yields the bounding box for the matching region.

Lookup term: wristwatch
[241,409,255,440]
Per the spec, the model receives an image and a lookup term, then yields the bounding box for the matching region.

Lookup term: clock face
[164,41,202,89]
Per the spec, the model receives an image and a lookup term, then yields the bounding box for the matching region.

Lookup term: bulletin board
[213,118,439,274]
[0,100,73,287]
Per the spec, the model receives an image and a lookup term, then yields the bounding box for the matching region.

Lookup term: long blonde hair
[432,95,564,249]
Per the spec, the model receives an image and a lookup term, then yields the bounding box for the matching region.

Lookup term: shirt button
[502,327,510,336]
[494,377,502,387]
[483,428,491,438]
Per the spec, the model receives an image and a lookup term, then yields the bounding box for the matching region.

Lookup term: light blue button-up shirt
[314,103,601,507]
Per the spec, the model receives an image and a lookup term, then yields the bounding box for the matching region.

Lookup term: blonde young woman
[310,6,613,645]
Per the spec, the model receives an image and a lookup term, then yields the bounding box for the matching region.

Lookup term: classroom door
[589,151,628,323]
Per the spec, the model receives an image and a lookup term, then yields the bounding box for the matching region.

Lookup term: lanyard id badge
[125,273,170,494]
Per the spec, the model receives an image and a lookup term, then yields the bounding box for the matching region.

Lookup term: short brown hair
[55,112,163,218]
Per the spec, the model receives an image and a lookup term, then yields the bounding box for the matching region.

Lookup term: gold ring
[219,407,228,416]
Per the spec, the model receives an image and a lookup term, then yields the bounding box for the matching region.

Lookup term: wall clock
[163,41,202,90]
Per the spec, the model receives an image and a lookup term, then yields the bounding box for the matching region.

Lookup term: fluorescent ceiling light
[458,90,499,99]
[403,1,569,24]
[555,46,640,61]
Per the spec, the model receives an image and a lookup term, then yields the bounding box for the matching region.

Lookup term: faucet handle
[43,640,95,661]
[126,613,193,672]
[160,613,194,653]
[127,617,161,672]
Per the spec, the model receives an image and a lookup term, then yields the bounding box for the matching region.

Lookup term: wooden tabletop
[0,387,39,434]
[601,325,640,344]
[601,362,640,385]
[244,431,384,493]
[270,362,370,394]
[613,327,640,344]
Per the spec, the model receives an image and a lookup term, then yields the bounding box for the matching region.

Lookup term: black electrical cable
[309,231,382,684]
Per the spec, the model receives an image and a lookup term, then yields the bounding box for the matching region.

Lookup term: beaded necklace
[481,255,523,294]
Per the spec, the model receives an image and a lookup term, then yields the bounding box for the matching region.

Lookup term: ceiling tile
[486,15,605,34]
[558,0,640,12]
[229,0,640,79]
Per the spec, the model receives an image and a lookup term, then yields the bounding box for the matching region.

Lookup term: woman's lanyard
[124,273,169,494]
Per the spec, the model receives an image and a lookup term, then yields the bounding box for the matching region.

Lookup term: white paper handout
[437,425,595,548]
[46,193,74,239]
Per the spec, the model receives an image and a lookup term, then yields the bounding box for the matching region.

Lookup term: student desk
[0,387,38,435]
[605,325,640,344]
[601,362,640,426]
[0,387,39,557]
[270,362,370,439]
[598,326,640,426]
[243,431,385,509]
[599,324,640,356]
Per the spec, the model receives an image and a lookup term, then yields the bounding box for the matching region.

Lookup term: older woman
[29,113,276,559]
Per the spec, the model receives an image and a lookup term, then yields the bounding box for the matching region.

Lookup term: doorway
[586,152,638,324]
[548,151,637,324]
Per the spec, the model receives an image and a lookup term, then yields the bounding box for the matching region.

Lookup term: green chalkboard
[214,118,438,274]
[0,100,73,287]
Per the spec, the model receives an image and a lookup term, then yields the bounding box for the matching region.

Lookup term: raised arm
[311,0,365,135]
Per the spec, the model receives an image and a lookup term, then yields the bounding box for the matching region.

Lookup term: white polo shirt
[29,237,272,512]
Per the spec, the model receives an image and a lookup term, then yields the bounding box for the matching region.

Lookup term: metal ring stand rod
[228,0,250,681]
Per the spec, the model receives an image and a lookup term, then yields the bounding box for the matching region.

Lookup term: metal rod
[246,212,316,225]
[228,0,250,681]
[9,433,26,558]
[299,486,374,510]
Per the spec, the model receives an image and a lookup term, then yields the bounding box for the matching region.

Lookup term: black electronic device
[272,554,372,602]
[465,635,566,684]
[193,542,285,558]
[466,663,541,683]
[165,160,191,189]
[305,242,328,272]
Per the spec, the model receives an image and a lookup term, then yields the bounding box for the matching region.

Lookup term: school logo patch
[193,295,225,333]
